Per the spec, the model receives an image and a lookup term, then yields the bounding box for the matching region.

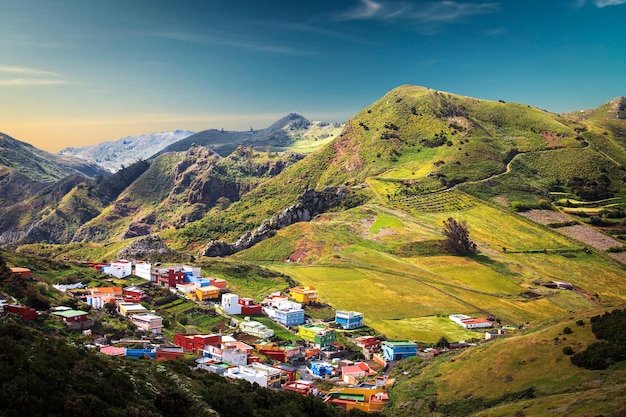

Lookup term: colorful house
[6,305,38,321]
[224,363,283,388]
[10,267,31,278]
[309,361,336,377]
[221,293,262,315]
[52,309,89,323]
[86,286,122,309]
[299,324,336,348]
[152,266,187,288]
[131,313,163,335]
[196,286,220,302]
[122,286,145,303]
[335,310,364,330]
[381,341,418,361]
[274,307,305,327]
[155,346,184,361]
[449,314,493,329]
[289,286,318,305]
[324,386,389,413]
[118,302,148,317]
[341,362,372,384]
[174,333,222,353]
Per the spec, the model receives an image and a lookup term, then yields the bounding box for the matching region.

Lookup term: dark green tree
[442,217,477,255]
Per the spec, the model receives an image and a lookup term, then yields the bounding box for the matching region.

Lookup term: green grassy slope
[386,308,626,416]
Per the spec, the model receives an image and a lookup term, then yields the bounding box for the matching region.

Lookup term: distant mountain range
[57,113,343,173]
[0,132,109,183]
[58,129,196,173]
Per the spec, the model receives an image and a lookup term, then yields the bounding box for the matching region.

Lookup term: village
[1,259,533,414]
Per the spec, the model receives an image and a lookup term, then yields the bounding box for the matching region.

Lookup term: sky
[1,0,625,152]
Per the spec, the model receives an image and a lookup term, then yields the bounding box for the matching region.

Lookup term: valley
[2,85,626,416]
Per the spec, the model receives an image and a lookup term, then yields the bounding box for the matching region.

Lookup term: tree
[442,217,477,255]
[435,336,450,349]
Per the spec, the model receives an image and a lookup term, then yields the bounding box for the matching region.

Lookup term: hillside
[58,129,195,173]
[0,132,109,182]
[3,85,626,415]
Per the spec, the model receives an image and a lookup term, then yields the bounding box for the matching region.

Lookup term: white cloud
[595,0,626,6]
[0,65,58,77]
[336,0,498,23]
[0,78,68,86]
[142,30,310,55]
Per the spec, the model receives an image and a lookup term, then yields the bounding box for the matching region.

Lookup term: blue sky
[1,0,625,151]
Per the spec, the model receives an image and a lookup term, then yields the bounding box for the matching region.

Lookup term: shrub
[563,346,575,355]
[563,326,573,335]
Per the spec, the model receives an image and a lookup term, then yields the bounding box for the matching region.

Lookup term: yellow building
[324,386,389,413]
[289,286,318,304]
[196,285,220,302]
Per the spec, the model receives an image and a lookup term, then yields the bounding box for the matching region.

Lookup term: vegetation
[441,217,477,255]
[570,308,626,370]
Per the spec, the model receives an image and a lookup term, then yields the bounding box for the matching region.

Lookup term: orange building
[10,267,31,278]
[289,286,318,304]
[196,286,220,302]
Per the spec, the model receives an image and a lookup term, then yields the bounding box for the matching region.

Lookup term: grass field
[387,309,626,416]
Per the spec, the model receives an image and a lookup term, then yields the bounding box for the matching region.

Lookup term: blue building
[309,361,335,377]
[381,341,418,361]
[124,348,156,360]
[335,310,364,330]
[274,307,305,326]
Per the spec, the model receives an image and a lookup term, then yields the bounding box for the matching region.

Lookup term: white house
[222,293,242,315]
[449,314,493,329]
[102,259,132,279]
[134,261,152,280]
[239,317,274,339]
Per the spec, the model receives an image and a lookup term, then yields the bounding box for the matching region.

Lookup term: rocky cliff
[201,186,349,257]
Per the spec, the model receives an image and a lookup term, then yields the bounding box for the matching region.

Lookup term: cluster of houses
[3,262,523,414]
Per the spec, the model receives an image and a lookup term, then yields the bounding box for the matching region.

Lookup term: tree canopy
[442,217,477,255]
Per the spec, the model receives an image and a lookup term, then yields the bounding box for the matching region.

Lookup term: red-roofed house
[7,305,38,321]
[10,267,31,278]
[100,346,125,356]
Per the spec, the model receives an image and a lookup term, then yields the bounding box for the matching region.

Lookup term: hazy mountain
[58,129,195,173]
[155,113,343,157]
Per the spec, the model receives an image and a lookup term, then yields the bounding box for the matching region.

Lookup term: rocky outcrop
[117,235,172,259]
[201,186,349,257]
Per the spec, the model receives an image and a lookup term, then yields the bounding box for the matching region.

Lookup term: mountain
[0,132,109,182]
[4,85,626,415]
[155,113,343,157]
[58,129,195,173]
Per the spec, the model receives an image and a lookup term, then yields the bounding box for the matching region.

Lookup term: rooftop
[52,309,88,318]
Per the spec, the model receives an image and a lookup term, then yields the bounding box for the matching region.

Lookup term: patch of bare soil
[609,251,626,264]
[558,225,623,251]
[519,209,571,225]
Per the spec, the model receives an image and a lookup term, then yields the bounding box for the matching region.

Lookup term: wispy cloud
[141,30,311,56]
[0,65,58,77]
[574,0,626,7]
[0,78,68,86]
[337,0,498,23]
[0,65,67,86]
[595,0,626,6]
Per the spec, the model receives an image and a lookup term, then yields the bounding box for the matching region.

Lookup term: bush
[563,346,575,355]
[563,326,573,335]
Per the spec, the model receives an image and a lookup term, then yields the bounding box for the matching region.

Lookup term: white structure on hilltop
[449,314,493,329]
